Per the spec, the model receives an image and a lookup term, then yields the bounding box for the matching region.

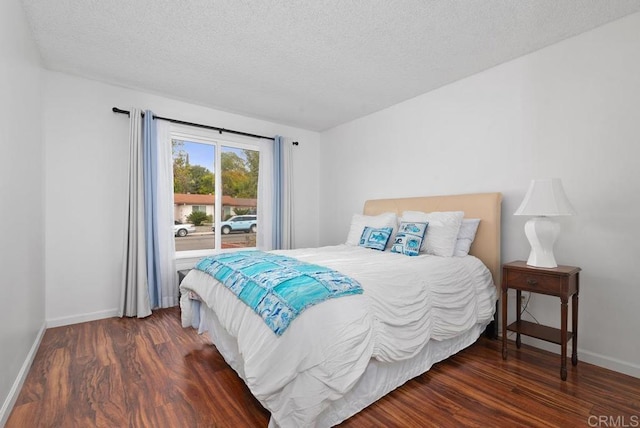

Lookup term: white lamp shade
[514,178,576,217]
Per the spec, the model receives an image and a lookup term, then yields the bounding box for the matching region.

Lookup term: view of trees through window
[172,139,259,251]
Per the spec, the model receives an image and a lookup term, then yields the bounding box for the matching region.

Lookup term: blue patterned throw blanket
[195,251,363,335]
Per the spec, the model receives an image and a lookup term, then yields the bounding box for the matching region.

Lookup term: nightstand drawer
[505,270,563,294]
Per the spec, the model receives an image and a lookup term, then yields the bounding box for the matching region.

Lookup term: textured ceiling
[21,0,640,131]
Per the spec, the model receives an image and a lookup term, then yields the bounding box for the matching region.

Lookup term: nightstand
[177,269,191,299]
[178,269,191,285]
[501,260,581,381]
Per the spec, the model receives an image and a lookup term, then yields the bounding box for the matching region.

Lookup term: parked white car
[174,222,196,237]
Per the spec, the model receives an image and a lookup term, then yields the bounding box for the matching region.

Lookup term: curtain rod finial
[292,141,299,146]
[112,106,131,116]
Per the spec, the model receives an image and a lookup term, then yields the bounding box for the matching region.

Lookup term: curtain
[149,120,177,308]
[121,110,177,318]
[258,135,294,251]
[257,138,274,250]
[281,138,295,249]
[120,108,151,318]
[143,111,160,307]
[273,137,283,250]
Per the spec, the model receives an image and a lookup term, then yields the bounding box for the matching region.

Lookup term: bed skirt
[194,300,489,427]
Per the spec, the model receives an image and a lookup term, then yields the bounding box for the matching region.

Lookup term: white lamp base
[524,217,560,268]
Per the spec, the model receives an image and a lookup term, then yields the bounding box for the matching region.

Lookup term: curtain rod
[112,107,277,141]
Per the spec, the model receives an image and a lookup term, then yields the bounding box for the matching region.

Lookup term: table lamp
[514,178,576,268]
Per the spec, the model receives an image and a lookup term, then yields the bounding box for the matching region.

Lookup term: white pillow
[346,212,397,248]
[401,210,464,257]
[453,218,481,257]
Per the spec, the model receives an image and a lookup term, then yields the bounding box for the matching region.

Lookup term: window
[171,127,260,255]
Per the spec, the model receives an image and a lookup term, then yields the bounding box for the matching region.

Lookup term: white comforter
[180,245,496,427]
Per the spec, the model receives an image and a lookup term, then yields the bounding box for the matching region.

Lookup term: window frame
[171,124,261,259]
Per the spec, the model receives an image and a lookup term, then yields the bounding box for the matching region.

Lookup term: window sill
[174,247,257,270]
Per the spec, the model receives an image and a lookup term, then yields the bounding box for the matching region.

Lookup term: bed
[180,192,502,427]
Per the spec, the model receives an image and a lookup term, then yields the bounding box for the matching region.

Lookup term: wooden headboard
[363,192,502,286]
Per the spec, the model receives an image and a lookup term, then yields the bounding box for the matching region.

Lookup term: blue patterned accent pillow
[359,226,393,251]
[391,221,428,256]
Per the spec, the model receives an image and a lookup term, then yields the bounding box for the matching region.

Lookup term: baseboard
[578,347,640,378]
[46,308,119,328]
[0,322,46,427]
[519,336,640,379]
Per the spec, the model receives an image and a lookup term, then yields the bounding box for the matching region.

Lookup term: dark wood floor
[7,307,640,427]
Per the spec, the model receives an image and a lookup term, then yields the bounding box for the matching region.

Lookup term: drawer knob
[526,278,538,285]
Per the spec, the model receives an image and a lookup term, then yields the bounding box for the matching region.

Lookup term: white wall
[43,72,320,326]
[0,0,46,423]
[320,13,640,377]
